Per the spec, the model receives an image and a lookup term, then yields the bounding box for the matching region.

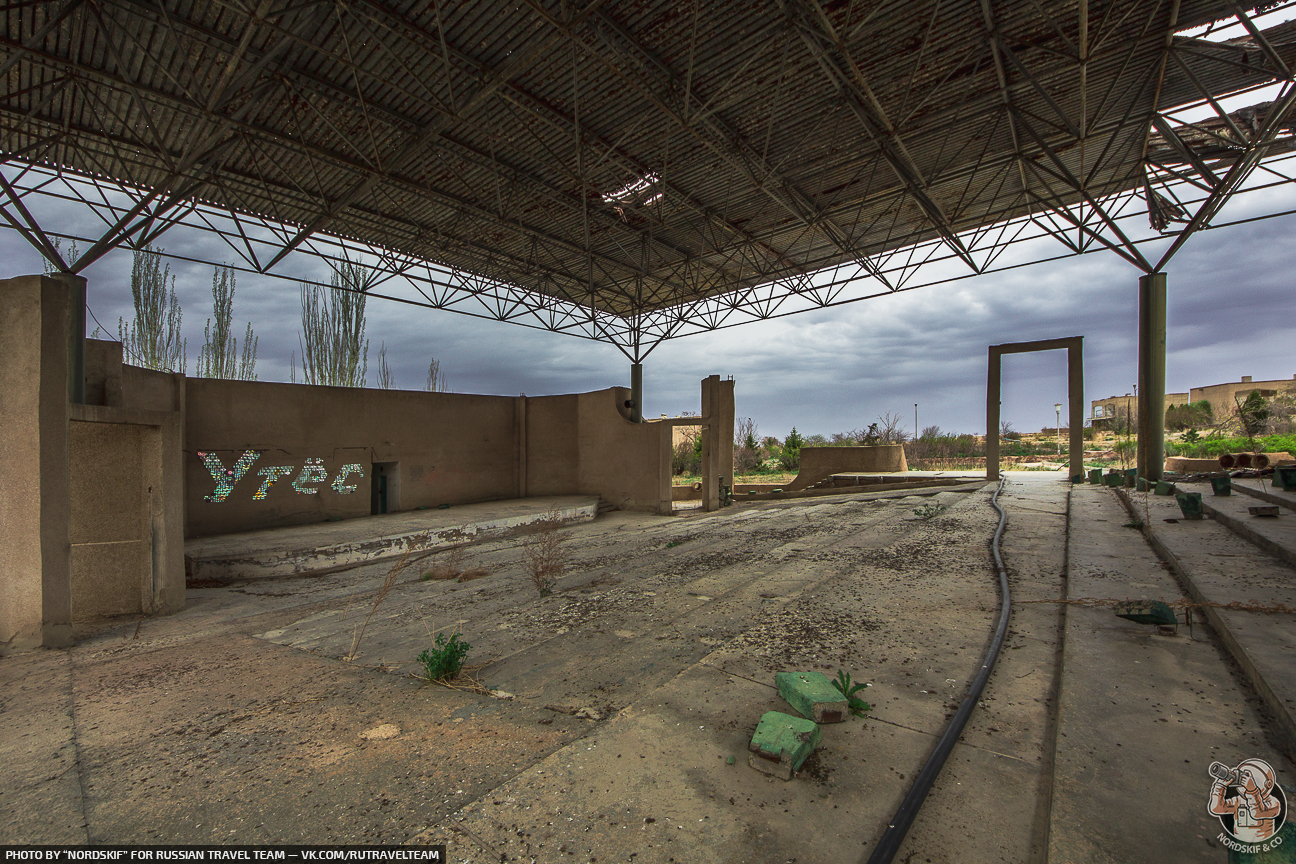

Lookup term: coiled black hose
[863,476,1013,864]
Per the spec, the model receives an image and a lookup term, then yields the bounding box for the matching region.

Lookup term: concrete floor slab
[1051,484,1294,863]
[185,496,599,581]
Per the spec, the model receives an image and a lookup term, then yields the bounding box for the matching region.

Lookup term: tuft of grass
[831,669,872,717]
[421,546,490,583]
[417,630,471,682]
[913,502,948,520]
[1122,518,1144,530]
[522,508,570,597]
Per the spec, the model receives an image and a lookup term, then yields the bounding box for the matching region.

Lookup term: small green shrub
[831,669,871,717]
[913,503,947,519]
[417,631,471,682]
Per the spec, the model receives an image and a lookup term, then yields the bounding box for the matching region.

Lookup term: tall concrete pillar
[719,377,735,499]
[1137,273,1167,481]
[53,273,86,405]
[1068,340,1085,482]
[986,350,1001,481]
[630,363,643,423]
[701,375,719,511]
[0,275,73,653]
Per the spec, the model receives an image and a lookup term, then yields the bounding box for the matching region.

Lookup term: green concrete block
[775,671,848,723]
[1105,473,1123,487]
[1088,469,1102,484]
[1114,600,1178,627]
[748,711,821,780]
[1155,480,1175,496]
[1136,477,1148,492]
[1176,491,1204,520]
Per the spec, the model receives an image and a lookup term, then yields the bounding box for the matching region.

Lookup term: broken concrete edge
[736,479,986,503]
[775,671,848,723]
[189,502,598,582]
[1113,486,1296,759]
[747,711,821,781]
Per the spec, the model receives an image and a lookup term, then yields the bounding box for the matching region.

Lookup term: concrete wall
[68,405,185,620]
[182,378,667,538]
[787,445,908,491]
[0,276,73,652]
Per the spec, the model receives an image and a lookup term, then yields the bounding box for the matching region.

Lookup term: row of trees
[107,247,447,390]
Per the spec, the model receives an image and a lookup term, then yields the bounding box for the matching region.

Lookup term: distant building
[1091,392,1187,425]
[1190,375,1296,421]
[1090,375,1296,428]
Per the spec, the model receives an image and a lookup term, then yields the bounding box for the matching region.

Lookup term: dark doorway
[370,462,399,514]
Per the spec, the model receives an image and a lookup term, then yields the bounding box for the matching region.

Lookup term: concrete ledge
[1232,481,1296,512]
[735,478,985,502]
[1114,487,1296,757]
[1200,501,1296,570]
[185,496,599,582]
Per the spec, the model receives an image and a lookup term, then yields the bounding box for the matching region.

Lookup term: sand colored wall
[68,404,186,620]
[181,378,668,537]
[183,378,521,537]
[0,276,73,652]
[787,445,908,491]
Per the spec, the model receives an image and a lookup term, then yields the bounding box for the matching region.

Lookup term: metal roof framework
[3,0,1296,360]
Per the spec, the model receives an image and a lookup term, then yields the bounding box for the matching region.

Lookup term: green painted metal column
[1137,273,1167,481]
[630,362,643,423]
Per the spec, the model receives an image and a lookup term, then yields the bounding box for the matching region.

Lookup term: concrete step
[1185,480,1296,569]
[1116,486,1296,757]
[185,495,599,583]
[1232,476,1296,511]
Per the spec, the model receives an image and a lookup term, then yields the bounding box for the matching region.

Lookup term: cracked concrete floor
[3,475,1291,862]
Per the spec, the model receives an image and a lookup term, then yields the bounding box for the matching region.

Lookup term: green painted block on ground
[1114,600,1178,626]
[775,670,848,723]
[747,711,821,780]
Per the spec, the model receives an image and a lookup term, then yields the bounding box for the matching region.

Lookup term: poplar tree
[118,246,186,373]
[298,261,370,387]
[196,265,258,380]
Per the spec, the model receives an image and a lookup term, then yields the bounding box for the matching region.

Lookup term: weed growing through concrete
[345,538,423,662]
[522,508,571,596]
[417,631,471,682]
[421,546,490,583]
[1122,517,1145,530]
[913,502,947,519]
[831,669,872,717]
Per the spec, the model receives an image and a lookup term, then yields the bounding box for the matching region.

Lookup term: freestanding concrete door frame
[986,337,1084,482]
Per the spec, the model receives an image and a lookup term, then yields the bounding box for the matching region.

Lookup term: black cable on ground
[863,476,1013,864]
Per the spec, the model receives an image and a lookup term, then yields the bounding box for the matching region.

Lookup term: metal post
[987,348,1001,480]
[52,273,86,404]
[1137,273,1167,481]
[1067,342,1084,483]
[630,363,643,423]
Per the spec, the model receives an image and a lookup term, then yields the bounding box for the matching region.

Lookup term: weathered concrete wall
[180,378,665,537]
[184,378,521,538]
[787,445,908,491]
[0,276,72,652]
[68,405,186,620]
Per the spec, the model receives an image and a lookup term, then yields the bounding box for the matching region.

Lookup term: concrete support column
[55,274,87,405]
[701,375,719,511]
[719,377,735,498]
[987,350,1002,481]
[1068,341,1085,482]
[1137,273,1167,482]
[630,363,643,423]
[514,395,528,498]
[658,421,676,516]
[0,275,73,653]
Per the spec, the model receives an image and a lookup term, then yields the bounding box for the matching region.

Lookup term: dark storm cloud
[4,180,1294,441]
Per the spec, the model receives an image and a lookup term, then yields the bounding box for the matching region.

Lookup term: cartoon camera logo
[1208,759,1286,844]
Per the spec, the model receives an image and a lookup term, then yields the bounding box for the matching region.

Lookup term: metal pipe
[864,476,1012,864]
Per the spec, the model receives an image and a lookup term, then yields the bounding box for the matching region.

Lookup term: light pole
[1054,403,1062,456]
[914,403,918,440]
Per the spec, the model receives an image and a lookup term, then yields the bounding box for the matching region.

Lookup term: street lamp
[1055,403,1062,455]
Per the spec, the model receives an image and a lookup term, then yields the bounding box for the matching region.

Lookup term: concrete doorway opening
[370,462,400,515]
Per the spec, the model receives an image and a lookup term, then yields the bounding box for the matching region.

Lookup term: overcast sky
[4,179,1294,442]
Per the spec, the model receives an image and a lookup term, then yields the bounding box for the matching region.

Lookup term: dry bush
[522,509,571,596]
[346,536,424,662]
[421,546,490,583]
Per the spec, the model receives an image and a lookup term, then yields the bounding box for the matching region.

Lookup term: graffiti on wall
[198,450,365,502]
